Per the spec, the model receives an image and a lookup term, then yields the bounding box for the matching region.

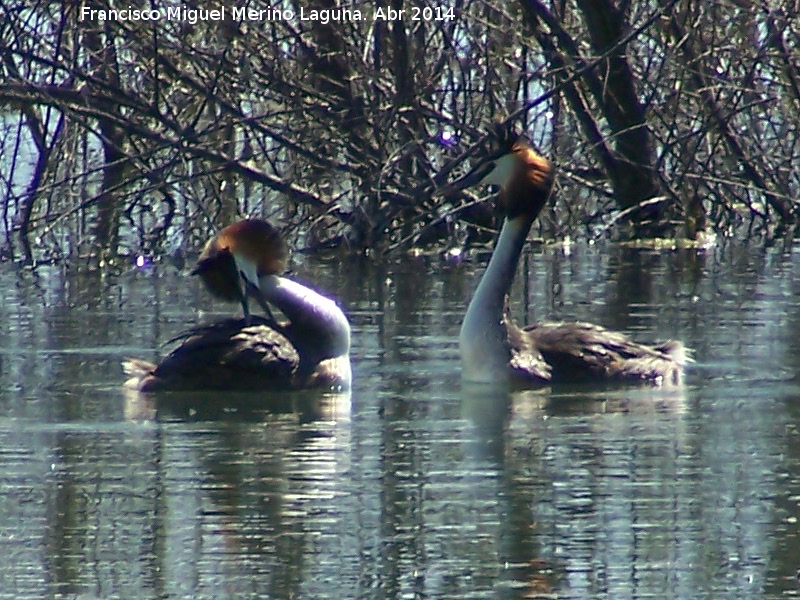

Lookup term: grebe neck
[467,215,533,322]
[257,274,351,360]
[459,214,533,382]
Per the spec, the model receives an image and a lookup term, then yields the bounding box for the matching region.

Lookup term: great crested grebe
[191,219,287,323]
[449,124,687,387]
[123,219,351,392]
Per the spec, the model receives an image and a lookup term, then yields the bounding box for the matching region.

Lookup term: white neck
[233,253,260,294]
[257,274,351,359]
[460,216,532,382]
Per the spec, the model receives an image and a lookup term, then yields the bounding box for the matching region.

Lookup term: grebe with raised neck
[448,125,687,387]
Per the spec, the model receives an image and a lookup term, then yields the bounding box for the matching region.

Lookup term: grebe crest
[191,219,287,320]
[480,123,554,220]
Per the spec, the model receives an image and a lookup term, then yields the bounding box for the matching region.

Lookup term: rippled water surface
[2,239,800,599]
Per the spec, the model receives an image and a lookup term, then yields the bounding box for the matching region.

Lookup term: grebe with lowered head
[448,125,687,387]
[190,218,286,323]
[124,219,351,392]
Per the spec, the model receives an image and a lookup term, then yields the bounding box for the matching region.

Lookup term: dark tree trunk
[83,5,126,259]
[577,0,659,208]
[573,0,677,237]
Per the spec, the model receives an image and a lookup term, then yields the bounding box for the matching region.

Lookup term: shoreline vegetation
[1,1,797,264]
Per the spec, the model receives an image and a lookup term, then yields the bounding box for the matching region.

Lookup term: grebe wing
[505,316,552,384]
[527,321,686,385]
[125,317,299,392]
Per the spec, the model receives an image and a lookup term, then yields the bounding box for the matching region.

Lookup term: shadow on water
[462,382,687,451]
[451,380,691,597]
[123,387,352,423]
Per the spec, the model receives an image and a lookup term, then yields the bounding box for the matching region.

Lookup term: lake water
[1,239,800,599]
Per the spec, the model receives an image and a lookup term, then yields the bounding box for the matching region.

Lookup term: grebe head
[191,219,287,305]
[446,123,555,220]
[191,245,242,303]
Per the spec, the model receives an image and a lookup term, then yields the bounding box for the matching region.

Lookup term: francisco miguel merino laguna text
[80,5,371,24]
